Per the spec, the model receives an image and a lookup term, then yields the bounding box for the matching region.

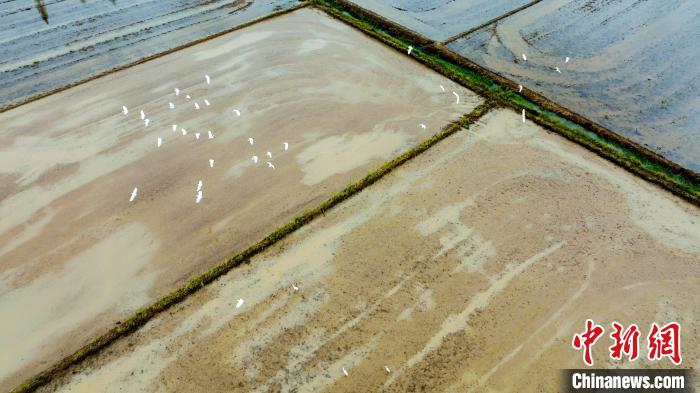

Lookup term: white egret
[195,132,200,139]
[266,151,272,158]
[565,56,570,64]
[204,99,210,106]
[407,45,413,55]
[267,162,275,170]
[169,102,174,109]
[208,130,214,139]
[518,84,523,93]
[129,187,138,202]
[144,118,149,127]
[181,128,187,136]
[122,106,128,115]
[157,137,162,147]
[233,109,241,117]
[235,298,244,308]
[439,84,445,92]
[283,142,289,151]
[194,102,200,110]
[248,137,254,145]
[452,91,460,104]
[209,159,214,168]
[195,190,203,204]
[196,180,203,192]
[205,74,210,84]
[251,155,258,164]
[174,88,180,96]
[140,110,145,120]
[384,366,391,373]
[419,123,426,130]
[342,368,349,377]
[172,124,177,131]
[522,53,527,61]
[555,66,561,73]
[522,109,526,123]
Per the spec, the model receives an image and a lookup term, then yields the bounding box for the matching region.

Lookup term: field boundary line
[0,2,310,114]
[10,101,495,393]
[311,0,700,206]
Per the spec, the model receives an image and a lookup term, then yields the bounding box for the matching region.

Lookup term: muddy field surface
[348,0,534,41]
[0,0,299,108]
[0,8,482,390]
[39,109,700,393]
[446,0,700,172]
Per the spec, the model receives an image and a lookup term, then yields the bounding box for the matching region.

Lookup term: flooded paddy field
[38,108,700,393]
[0,0,299,108]
[346,0,535,41]
[0,7,483,390]
[446,0,700,172]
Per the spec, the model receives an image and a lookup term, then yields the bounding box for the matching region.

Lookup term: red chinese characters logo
[648,322,682,365]
[572,319,605,366]
[572,320,681,366]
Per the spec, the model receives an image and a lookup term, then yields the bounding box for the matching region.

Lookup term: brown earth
[38,109,700,392]
[0,8,482,390]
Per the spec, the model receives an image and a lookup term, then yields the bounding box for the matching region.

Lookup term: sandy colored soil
[39,109,700,392]
[0,8,483,390]
[0,0,300,107]
[446,0,700,172]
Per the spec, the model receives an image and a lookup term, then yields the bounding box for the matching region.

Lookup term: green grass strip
[312,0,700,206]
[11,101,495,393]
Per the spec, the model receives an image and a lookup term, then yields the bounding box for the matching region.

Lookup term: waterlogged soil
[39,109,700,393]
[348,0,534,41]
[0,0,300,108]
[446,0,700,172]
[0,8,482,390]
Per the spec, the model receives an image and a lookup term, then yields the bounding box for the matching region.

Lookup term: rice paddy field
[0,1,698,392]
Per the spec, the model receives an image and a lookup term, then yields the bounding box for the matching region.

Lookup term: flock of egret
[517,53,572,123]
[122,74,290,206]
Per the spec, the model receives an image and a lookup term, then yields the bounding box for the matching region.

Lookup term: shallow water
[446,0,700,171]
[0,0,299,108]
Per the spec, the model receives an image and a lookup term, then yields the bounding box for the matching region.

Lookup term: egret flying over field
[407,45,413,55]
[452,91,460,104]
[233,109,241,117]
[522,53,527,61]
[235,298,244,308]
[252,155,258,164]
[266,151,272,158]
[174,88,180,96]
[144,119,149,127]
[209,159,214,168]
[565,56,570,64]
[204,99,210,106]
[157,137,162,147]
[419,123,426,130]
[248,137,254,145]
[169,102,174,109]
[140,110,145,120]
[342,368,349,377]
[522,109,526,123]
[205,74,210,84]
[195,132,200,139]
[122,106,128,115]
[194,102,200,110]
[283,142,289,151]
[129,187,138,202]
[195,190,203,204]
[267,162,275,170]
[197,180,203,192]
